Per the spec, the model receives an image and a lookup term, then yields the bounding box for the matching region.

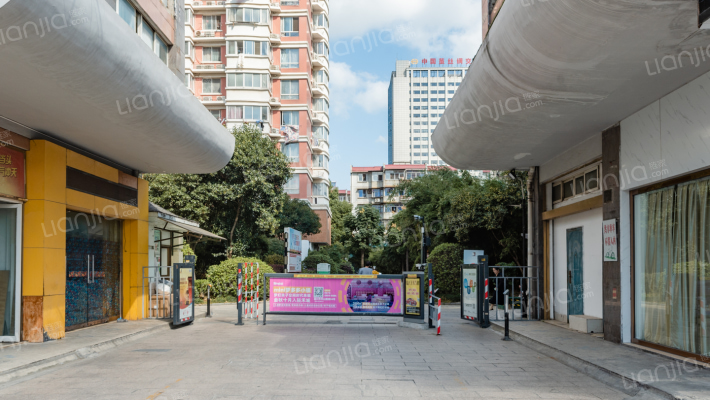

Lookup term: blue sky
[327,0,483,190]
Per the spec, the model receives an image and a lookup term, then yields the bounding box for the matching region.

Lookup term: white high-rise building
[388,60,468,166]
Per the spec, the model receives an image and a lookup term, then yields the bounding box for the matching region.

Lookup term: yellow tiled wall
[23,140,149,342]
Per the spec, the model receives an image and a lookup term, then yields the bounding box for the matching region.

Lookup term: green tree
[329,187,352,244]
[427,243,464,301]
[278,197,321,236]
[344,206,385,269]
[146,124,292,273]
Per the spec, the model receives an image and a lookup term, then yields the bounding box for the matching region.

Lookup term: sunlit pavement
[0,304,628,399]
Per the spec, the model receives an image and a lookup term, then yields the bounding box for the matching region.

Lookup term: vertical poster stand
[173,263,195,326]
[403,271,426,324]
[461,255,489,328]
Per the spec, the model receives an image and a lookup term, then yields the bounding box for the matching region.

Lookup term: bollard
[255,263,260,325]
[236,267,243,326]
[502,290,511,341]
[436,298,442,335]
[206,284,212,318]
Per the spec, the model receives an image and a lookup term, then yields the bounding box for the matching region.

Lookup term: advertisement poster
[462,268,478,320]
[405,276,420,316]
[178,267,193,322]
[0,146,25,199]
[603,219,618,261]
[269,276,402,314]
[285,227,302,254]
[287,252,302,273]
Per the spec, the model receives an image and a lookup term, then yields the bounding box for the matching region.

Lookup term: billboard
[173,264,195,326]
[463,250,485,265]
[285,227,302,273]
[462,268,478,320]
[405,276,421,316]
[269,275,402,314]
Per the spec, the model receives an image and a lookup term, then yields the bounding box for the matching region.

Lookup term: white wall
[540,132,602,183]
[552,208,604,321]
[619,69,710,342]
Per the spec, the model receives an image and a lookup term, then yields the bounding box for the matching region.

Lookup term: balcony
[312,0,328,14]
[312,110,328,125]
[269,2,281,13]
[312,25,328,42]
[269,96,281,107]
[312,139,329,154]
[312,168,329,181]
[269,33,281,44]
[193,30,225,42]
[268,127,282,139]
[201,96,226,104]
[194,64,225,72]
[311,196,330,207]
[269,64,281,75]
[191,1,226,10]
[311,79,329,98]
[311,52,328,68]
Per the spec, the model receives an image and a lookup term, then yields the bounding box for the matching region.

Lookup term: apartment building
[350,165,431,226]
[185,0,332,246]
[388,59,470,166]
[338,190,350,203]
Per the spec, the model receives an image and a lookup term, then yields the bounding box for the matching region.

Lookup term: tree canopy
[278,197,322,236]
[329,186,352,245]
[146,124,292,273]
[344,205,385,269]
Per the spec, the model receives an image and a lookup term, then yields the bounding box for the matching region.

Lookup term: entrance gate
[65,211,122,331]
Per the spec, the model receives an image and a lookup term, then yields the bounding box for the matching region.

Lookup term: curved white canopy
[0,0,234,173]
[433,0,710,171]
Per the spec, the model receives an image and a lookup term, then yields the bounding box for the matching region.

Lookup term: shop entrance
[566,227,584,319]
[0,203,21,342]
[65,211,122,331]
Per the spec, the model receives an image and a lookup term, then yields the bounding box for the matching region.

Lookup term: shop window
[633,175,710,357]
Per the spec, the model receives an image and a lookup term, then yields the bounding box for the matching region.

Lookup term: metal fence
[487,266,541,322]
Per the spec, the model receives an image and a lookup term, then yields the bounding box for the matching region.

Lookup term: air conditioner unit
[269,64,280,71]
[195,30,202,36]
[271,128,279,134]
[193,1,201,6]
[202,96,212,101]
[206,1,215,5]
[216,96,225,101]
[270,97,279,103]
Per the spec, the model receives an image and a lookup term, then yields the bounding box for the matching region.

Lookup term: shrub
[428,243,464,302]
[195,279,209,299]
[206,257,274,299]
[270,264,285,273]
[264,253,284,265]
[302,252,337,273]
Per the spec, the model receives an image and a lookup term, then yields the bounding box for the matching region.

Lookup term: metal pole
[420,226,425,265]
[207,284,212,318]
[428,262,433,329]
[262,274,267,326]
[255,263,259,325]
[236,265,243,326]
[503,290,511,341]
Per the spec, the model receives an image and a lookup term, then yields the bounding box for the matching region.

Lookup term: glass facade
[634,176,710,356]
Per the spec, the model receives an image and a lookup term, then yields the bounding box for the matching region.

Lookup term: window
[421,71,429,77]
[203,15,220,30]
[413,83,420,87]
[184,41,194,58]
[315,70,329,84]
[438,70,445,77]
[456,70,463,77]
[414,153,421,157]
[281,80,299,100]
[413,71,420,78]
[313,98,329,113]
[422,83,428,86]
[552,184,562,203]
[139,17,154,49]
[284,176,299,194]
[202,78,221,94]
[372,189,383,197]
[282,17,299,36]
[228,7,269,24]
[281,48,299,68]
[184,73,193,90]
[227,40,269,56]
[282,110,299,126]
[314,42,328,57]
[358,189,367,198]
[185,8,194,26]
[553,166,601,204]
[312,154,329,169]
[313,126,329,141]
[282,143,299,163]
[243,106,268,121]
[203,47,221,62]
[413,145,421,149]
[314,13,328,28]
[448,70,455,76]
[227,73,269,89]
[313,183,328,197]
[281,0,299,5]
[118,0,136,30]
[210,110,221,120]
[413,91,420,95]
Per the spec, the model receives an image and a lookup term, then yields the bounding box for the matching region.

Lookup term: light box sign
[269,275,402,314]
[0,146,25,199]
[173,264,195,326]
[462,268,478,320]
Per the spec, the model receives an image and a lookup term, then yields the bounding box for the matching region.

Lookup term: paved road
[0,305,629,399]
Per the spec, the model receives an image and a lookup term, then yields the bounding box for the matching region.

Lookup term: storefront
[0,135,26,342]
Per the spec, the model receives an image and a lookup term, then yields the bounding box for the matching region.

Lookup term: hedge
[428,243,464,302]
[206,257,274,299]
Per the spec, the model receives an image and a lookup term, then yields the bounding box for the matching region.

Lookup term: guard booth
[461,255,490,328]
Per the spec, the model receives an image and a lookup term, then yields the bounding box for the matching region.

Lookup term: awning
[0,0,234,174]
[158,217,225,242]
[433,1,710,171]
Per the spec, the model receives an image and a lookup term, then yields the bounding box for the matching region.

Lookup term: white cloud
[330,0,482,57]
[330,61,389,117]
[376,135,387,144]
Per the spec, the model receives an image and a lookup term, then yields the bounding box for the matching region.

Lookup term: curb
[489,323,678,400]
[0,313,207,385]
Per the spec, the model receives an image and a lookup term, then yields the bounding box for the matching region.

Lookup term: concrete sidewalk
[491,320,710,400]
[0,306,208,384]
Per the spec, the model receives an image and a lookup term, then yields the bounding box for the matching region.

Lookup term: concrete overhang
[0,0,234,173]
[433,0,710,171]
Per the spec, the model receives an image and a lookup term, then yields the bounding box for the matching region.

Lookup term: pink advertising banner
[269,276,402,314]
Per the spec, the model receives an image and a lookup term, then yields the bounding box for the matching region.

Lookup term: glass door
[65,211,122,331]
[0,204,21,342]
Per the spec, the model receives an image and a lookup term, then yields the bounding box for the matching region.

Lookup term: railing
[142,266,173,319]
[487,266,541,322]
[311,195,329,206]
[195,64,224,69]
